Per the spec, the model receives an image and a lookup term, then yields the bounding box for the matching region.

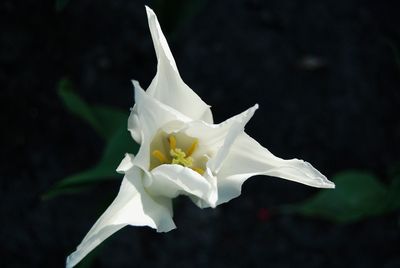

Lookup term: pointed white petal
[144,6,213,123]
[207,104,258,173]
[182,104,259,169]
[65,168,175,268]
[216,133,335,205]
[116,153,135,174]
[145,6,178,71]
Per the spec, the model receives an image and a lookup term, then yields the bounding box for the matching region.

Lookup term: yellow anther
[170,148,193,167]
[152,150,167,163]
[168,135,176,150]
[186,139,198,157]
[151,133,205,174]
[191,167,205,175]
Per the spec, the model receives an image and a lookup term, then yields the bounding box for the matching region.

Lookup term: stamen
[152,150,167,163]
[168,135,176,150]
[186,139,198,157]
[151,132,205,174]
[191,167,205,175]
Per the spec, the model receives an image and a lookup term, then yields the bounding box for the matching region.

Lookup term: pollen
[170,148,193,167]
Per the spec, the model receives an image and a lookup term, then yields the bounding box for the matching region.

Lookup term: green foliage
[43,79,138,199]
[58,79,126,141]
[285,171,400,223]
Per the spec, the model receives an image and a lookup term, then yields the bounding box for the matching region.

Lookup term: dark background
[2,0,400,267]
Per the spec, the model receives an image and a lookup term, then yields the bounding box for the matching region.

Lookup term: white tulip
[66,6,334,268]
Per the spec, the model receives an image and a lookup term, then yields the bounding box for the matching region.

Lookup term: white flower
[66,6,334,268]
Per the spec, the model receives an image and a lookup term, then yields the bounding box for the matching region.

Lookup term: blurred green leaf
[58,79,127,141]
[58,79,103,139]
[43,127,138,199]
[55,0,70,11]
[286,171,390,223]
[98,127,138,166]
[43,79,139,199]
[43,166,116,200]
[92,105,127,140]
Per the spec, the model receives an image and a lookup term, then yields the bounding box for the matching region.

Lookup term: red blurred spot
[257,207,271,222]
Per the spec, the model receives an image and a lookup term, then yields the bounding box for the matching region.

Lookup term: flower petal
[116,153,135,174]
[128,81,191,171]
[216,133,335,205]
[189,168,218,208]
[147,165,216,206]
[182,104,259,170]
[207,104,258,173]
[171,104,258,208]
[128,80,190,144]
[65,168,175,268]
[144,6,213,123]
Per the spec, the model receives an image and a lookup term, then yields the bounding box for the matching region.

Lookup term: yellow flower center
[151,133,205,175]
[170,148,193,167]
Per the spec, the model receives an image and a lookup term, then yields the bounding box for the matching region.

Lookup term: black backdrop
[2,0,400,267]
